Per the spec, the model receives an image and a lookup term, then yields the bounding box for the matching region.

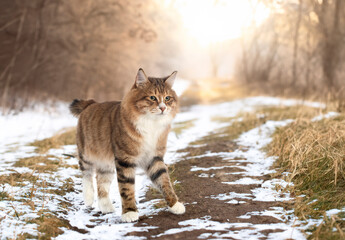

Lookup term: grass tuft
[52,177,75,196]
[172,119,196,136]
[28,212,72,240]
[14,156,61,172]
[30,128,76,154]
[309,214,345,240]
[0,172,39,187]
[0,189,9,200]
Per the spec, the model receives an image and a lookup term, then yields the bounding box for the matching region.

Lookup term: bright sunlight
[167,0,270,46]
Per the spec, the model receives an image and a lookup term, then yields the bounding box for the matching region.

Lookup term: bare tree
[316,0,343,93]
[237,0,345,100]
[292,0,303,87]
[0,0,184,111]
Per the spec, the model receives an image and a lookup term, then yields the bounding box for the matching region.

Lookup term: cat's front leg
[115,157,138,222]
[146,156,185,215]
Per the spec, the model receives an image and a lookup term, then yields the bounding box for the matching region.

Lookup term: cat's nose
[160,106,166,112]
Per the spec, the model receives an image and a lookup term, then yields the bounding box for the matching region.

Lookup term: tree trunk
[321,0,342,93]
[292,0,303,87]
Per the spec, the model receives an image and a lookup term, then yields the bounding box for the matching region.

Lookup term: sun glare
[167,0,270,46]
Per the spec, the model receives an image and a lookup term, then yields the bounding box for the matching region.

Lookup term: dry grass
[30,128,76,154]
[12,213,70,240]
[310,213,345,240]
[172,119,196,136]
[16,233,37,240]
[13,156,62,172]
[52,177,75,196]
[268,114,345,238]
[0,188,9,200]
[269,116,345,210]
[27,212,75,240]
[0,172,39,187]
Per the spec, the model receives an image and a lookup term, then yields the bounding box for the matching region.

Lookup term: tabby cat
[69,69,185,222]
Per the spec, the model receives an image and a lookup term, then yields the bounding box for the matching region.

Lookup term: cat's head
[124,68,179,118]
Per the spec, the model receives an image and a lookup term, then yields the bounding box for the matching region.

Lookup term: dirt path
[130,122,298,239]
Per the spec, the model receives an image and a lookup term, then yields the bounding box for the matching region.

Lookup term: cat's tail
[69,99,96,117]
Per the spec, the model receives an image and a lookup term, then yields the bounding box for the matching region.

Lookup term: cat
[69,68,185,222]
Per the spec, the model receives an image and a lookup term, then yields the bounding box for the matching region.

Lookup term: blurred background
[1,0,344,111]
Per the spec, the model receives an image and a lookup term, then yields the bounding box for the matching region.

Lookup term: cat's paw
[84,195,94,207]
[122,211,139,222]
[98,198,115,214]
[169,201,185,215]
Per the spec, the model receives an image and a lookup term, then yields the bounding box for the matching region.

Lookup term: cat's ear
[165,71,177,87]
[135,68,148,87]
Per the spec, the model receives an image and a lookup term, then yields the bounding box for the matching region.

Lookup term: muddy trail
[131,130,294,239]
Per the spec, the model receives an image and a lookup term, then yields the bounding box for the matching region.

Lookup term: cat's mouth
[151,111,168,115]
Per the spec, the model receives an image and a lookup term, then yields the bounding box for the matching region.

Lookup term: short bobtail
[69,99,96,117]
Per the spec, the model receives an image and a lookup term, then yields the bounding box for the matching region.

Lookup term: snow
[156,217,305,240]
[191,165,236,172]
[326,208,345,219]
[311,111,339,122]
[0,96,339,239]
[0,103,77,149]
[224,178,263,185]
[198,173,215,178]
[207,192,252,201]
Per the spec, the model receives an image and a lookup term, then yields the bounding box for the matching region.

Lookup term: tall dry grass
[266,110,345,238]
[268,114,345,227]
[269,116,345,195]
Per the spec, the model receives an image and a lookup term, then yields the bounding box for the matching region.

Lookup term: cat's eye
[150,96,156,101]
[165,96,171,101]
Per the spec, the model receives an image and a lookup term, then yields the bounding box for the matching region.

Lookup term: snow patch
[311,111,339,122]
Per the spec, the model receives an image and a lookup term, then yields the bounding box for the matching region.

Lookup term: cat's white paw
[169,201,185,215]
[98,198,115,213]
[84,194,94,207]
[122,211,139,223]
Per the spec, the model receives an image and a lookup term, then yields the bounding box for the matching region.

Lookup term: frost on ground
[0,96,336,239]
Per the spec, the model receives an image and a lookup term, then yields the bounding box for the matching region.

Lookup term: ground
[0,96,341,239]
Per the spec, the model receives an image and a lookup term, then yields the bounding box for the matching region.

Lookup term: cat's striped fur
[70,69,185,222]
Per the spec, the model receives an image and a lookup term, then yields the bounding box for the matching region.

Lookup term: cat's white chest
[135,114,172,168]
